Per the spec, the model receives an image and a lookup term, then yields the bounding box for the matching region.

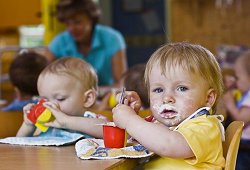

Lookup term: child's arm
[43,102,108,138]
[223,90,250,124]
[16,104,36,137]
[112,104,194,158]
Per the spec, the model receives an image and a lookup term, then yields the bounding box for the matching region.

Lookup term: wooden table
[0,144,138,170]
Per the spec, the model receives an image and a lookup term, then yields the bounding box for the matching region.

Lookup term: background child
[112,42,225,169]
[16,57,108,138]
[96,64,149,111]
[0,51,48,111]
[217,67,238,127]
[223,50,250,170]
[122,64,149,109]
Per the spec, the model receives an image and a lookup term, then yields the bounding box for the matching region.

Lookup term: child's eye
[177,86,188,92]
[56,98,66,102]
[152,88,163,93]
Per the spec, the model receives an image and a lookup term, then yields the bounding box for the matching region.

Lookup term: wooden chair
[223,121,244,170]
[0,111,23,138]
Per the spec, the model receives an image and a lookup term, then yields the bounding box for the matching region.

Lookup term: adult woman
[45,0,127,90]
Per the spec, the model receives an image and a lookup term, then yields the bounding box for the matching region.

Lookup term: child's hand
[23,103,35,127]
[223,90,235,107]
[116,91,142,113]
[112,104,138,129]
[16,103,36,137]
[43,101,69,129]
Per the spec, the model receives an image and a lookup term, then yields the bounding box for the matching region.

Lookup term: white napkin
[75,138,153,160]
[0,128,84,146]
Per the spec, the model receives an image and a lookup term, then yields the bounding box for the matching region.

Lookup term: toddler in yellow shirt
[112,42,225,169]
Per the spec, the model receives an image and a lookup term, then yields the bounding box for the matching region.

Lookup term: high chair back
[0,111,23,138]
[223,121,244,170]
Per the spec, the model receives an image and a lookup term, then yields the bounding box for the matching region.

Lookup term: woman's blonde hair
[145,42,223,113]
[39,57,98,92]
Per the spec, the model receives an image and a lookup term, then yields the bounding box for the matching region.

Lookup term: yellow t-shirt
[144,115,225,170]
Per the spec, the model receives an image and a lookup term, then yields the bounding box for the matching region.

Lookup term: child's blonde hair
[145,42,223,113]
[39,57,98,92]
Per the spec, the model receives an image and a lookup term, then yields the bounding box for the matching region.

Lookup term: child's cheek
[179,96,197,116]
[149,94,159,105]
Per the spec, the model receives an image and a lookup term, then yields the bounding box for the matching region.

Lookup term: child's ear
[83,89,97,108]
[14,87,22,100]
[206,88,217,107]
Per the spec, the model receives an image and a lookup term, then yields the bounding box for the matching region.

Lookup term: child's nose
[163,93,175,104]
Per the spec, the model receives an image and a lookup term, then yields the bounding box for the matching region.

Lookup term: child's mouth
[160,109,178,119]
[152,104,178,119]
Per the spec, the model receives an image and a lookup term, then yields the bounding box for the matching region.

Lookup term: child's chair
[223,121,244,170]
[0,111,23,138]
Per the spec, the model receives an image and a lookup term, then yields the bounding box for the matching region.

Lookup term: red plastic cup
[103,125,127,148]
